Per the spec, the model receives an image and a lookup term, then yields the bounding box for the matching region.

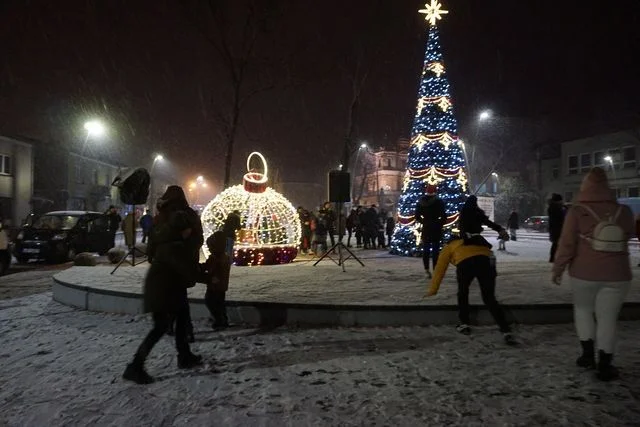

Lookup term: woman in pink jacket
[552,167,633,381]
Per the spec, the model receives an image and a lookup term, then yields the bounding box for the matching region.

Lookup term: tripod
[111,206,146,274]
[313,202,364,272]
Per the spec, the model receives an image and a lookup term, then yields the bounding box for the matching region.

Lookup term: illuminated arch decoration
[201,152,302,266]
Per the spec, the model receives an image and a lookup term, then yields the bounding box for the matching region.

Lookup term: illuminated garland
[411,132,458,150]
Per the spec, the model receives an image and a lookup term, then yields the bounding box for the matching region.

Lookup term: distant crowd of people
[297,202,395,255]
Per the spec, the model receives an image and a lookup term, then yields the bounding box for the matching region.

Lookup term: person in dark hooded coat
[415,185,447,278]
[459,195,509,247]
[547,193,565,262]
[154,186,204,341]
[122,190,204,385]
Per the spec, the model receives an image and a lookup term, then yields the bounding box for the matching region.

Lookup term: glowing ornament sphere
[201,152,301,266]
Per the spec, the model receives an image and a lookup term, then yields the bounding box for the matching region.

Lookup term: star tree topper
[419,0,449,26]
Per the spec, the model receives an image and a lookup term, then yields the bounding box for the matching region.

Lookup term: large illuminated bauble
[201,152,301,266]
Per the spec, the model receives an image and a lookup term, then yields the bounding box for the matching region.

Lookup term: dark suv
[13,211,113,263]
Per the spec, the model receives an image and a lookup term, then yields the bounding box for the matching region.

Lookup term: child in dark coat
[202,231,231,329]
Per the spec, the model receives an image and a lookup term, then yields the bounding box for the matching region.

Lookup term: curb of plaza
[52,276,640,327]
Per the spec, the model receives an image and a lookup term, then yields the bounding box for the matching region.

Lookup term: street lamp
[351,143,370,203]
[84,120,105,138]
[81,120,106,155]
[190,176,207,205]
[478,110,492,122]
[148,154,166,213]
[491,172,499,193]
[604,155,617,191]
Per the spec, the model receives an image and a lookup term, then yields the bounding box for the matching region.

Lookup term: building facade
[32,140,125,214]
[538,129,640,203]
[0,136,34,227]
[353,139,409,213]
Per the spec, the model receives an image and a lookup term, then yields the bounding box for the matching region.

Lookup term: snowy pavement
[53,238,640,306]
[1,292,639,426]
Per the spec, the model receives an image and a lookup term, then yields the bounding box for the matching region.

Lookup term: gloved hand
[552,273,562,286]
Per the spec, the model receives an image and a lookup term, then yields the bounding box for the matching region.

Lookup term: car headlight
[52,233,67,241]
[16,231,24,240]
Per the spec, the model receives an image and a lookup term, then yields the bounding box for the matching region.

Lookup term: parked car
[0,224,10,275]
[523,216,549,232]
[13,211,113,264]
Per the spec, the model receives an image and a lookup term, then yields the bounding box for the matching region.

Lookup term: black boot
[178,352,203,369]
[576,339,596,369]
[123,362,154,384]
[597,350,619,381]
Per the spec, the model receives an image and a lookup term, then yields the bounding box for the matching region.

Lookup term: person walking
[158,186,203,343]
[122,209,203,384]
[139,210,153,244]
[507,208,519,241]
[547,194,565,262]
[425,232,515,345]
[202,231,231,329]
[415,185,446,278]
[552,167,634,381]
[221,210,242,261]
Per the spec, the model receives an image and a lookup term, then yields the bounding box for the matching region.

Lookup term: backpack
[577,204,626,252]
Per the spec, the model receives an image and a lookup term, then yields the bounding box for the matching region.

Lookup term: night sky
[2,0,639,189]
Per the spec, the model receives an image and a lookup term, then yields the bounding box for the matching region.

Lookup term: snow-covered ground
[53,237,640,306]
[1,292,639,426]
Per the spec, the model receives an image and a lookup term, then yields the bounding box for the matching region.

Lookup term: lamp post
[189,176,207,206]
[604,155,617,194]
[148,154,165,212]
[351,143,369,203]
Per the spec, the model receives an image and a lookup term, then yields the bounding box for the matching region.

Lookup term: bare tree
[180,0,285,188]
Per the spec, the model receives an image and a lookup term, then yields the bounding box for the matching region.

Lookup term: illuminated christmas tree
[390,0,468,256]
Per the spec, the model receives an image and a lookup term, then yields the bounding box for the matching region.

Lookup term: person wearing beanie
[552,167,634,381]
[547,193,566,262]
[415,184,447,278]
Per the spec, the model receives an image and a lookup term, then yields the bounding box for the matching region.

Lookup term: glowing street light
[84,120,105,137]
[154,154,164,162]
[478,110,492,122]
[604,155,613,164]
[360,142,368,149]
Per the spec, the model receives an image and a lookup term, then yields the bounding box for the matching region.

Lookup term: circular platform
[52,244,640,327]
